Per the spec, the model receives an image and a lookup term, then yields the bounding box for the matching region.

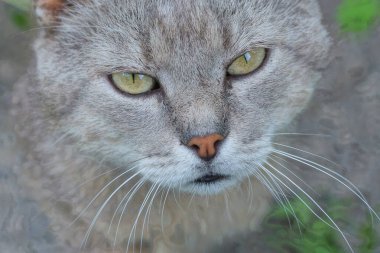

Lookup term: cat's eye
[110,72,158,95]
[227,48,266,76]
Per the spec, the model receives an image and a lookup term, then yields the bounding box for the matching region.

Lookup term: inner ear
[34,0,67,25]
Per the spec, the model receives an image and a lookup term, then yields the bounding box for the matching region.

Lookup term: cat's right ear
[33,0,66,25]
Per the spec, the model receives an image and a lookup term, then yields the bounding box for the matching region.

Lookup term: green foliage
[358,218,378,253]
[8,8,31,30]
[337,0,380,32]
[2,0,33,30]
[262,197,378,253]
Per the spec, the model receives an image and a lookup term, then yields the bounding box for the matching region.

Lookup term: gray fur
[13,0,331,252]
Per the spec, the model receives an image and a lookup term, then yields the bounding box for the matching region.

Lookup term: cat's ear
[33,0,67,25]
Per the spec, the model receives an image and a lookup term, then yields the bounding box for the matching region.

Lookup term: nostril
[189,143,200,151]
[214,139,222,148]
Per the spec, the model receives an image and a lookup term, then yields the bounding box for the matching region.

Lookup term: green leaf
[2,0,33,30]
[337,0,380,32]
[10,9,30,29]
[263,197,378,253]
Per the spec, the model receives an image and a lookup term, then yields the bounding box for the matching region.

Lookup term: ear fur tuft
[34,0,65,25]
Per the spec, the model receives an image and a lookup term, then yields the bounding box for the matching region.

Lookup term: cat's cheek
[270,70,320,127]
[68,79,174,157]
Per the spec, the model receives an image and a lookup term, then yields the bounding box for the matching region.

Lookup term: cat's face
[34,0,330,195]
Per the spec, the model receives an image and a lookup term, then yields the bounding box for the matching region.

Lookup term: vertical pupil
[244,52,252,63]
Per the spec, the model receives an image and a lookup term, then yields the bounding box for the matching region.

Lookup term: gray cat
[12,0,367,252]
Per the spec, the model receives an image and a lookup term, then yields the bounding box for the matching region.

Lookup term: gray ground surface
[1,1,379,252]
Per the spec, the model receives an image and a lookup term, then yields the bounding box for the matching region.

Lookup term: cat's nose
[187,133,224,161]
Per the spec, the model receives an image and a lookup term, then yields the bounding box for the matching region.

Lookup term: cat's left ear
[33,0,67,25]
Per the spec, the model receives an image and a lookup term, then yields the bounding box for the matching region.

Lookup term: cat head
[32,0,331,195]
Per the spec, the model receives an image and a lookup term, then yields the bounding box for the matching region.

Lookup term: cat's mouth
[181,170,237,194]
[193,173,230,185]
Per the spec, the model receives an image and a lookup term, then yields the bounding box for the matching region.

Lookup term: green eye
[227,48,266,76]
[110,72,158,95]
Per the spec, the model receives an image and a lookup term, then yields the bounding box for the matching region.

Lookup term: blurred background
[0,0,379,252]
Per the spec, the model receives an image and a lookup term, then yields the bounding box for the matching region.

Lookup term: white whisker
[108,179,142,234]
[187,191,196,209]
[69,166,136,229]
[272,142,343,168]
[263,169,302,233]
[111,179,146,250]
[161,185,171,234]
[263,133,331,137]
[80,170,141,249]
[268,154,318,195]
[259,161,355,253]
[224,191,232,222]
[273,148,380,222]
[126,182,158,253]
[254,169,296,230]
[33,166,121,225]
[140,184,161,253]
[172,187,184,213]
[245,172,254,212]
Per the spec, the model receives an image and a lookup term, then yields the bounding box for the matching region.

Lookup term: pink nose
[187,133,224,160]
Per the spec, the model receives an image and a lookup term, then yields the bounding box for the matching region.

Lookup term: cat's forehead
[62,0,320,46]
[55,0,329,71]
[61,0,293,53]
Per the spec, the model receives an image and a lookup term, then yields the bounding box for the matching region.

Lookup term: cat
[10,0,348,252]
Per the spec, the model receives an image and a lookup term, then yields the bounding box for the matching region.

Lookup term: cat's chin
[180,175,240,196]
